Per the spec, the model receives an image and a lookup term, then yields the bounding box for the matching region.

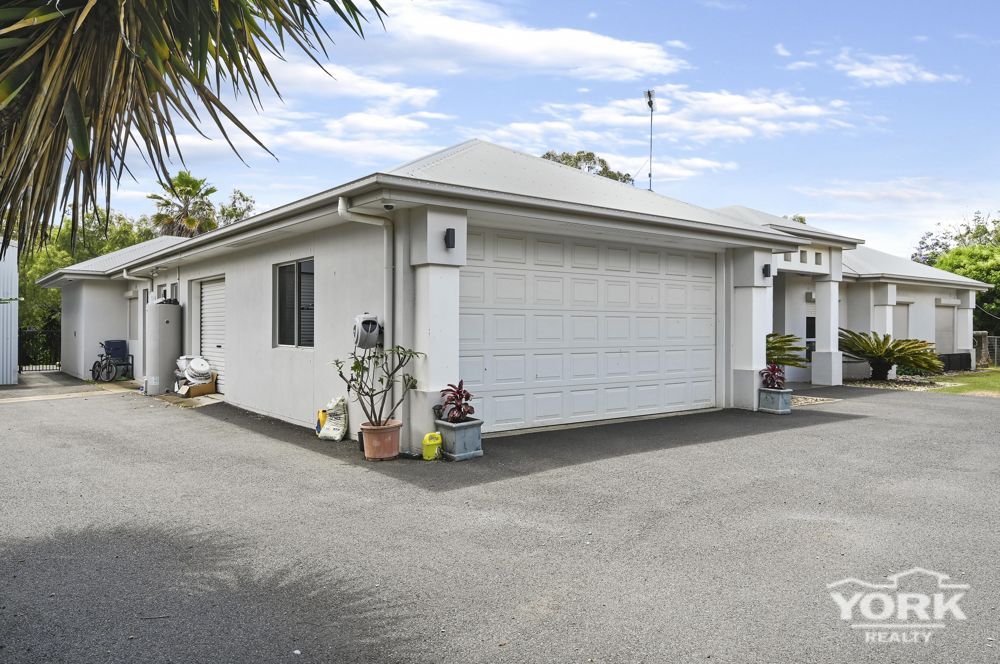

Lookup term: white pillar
[957,290,975,366]
[406,207,467,455]
[871,283,895,337]
[812,279,842,385]
[730,248,773,410]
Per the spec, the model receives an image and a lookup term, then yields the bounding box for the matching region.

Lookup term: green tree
[19,212,154,329]
[0,0,386,254]
[219,190,256,227]
[934,245,1000,335]
[148,172,218,238]
[913,210,1000,265]
[541,150,634,184]
[790,214,806,224]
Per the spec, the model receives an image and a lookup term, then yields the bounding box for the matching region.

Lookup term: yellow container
[422,432,443,461]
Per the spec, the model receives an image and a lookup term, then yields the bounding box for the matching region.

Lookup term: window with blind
[275,258,315,347]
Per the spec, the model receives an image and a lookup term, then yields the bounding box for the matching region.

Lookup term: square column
[957,290,976,365]
[407,207,467,455]
[871,283,895,337]
[731,248,773,410]
[812,279,842,385]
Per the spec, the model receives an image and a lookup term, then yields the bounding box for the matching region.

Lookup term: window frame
[814,252,823,266]
[274,257,315,348]
[799,249,808,263]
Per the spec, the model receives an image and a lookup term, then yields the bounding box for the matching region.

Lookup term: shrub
[766,333,808,368]
[838,330,943,381]
[760,363,786,389]
[440,380,475,423]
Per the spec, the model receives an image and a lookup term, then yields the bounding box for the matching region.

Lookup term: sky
[112,0,1000,257]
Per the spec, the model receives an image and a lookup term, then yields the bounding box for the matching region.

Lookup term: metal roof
[842,244,990,290]
[715,205,863,247]
[36,236,188,286]
[390,140,795,240]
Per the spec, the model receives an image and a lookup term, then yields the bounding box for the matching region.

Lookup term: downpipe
[336,198,405,450]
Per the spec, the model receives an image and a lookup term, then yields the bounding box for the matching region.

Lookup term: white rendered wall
[60,282,86,379]
[0,244,17,384]
[146,220,385,436]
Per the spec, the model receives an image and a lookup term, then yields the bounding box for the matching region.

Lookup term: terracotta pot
[359,419,402,461]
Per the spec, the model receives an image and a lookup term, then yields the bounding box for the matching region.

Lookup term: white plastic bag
[317,397,349,441]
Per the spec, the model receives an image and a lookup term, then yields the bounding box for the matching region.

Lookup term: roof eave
[762,223,863,249]
[854,273,991,292]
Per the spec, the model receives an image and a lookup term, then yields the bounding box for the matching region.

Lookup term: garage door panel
[462,228,717,432]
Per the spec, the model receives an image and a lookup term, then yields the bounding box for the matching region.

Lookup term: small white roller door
[200,279,226,393]
[460,228,717,433]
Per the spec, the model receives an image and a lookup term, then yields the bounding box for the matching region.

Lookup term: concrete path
[1,387,998,663]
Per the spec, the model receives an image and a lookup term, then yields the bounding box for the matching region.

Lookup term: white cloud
[263,56,438,107]
[577,87,590,93]
[375,0,689,80]
[667,39,692,50]
[831,49,964,87]
[774,43,791,57]
[494,85,851,148]
[784,61,818,71]
[587,11,598,19]
[794,177,947,202]
[787,177,1000,255]
[697,0,745,9]
[912,35,929,42]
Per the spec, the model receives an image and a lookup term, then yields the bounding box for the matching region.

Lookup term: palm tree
[148,172,218,238]
[838,329,944,381]
[0,0,385,254]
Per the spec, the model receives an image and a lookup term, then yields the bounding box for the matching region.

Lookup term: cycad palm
[148,172,218,238]
[0,0,385,254]
[838,329,944,380]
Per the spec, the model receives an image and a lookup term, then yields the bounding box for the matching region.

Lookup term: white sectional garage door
[200,279,226,393]
[460,228,717,433]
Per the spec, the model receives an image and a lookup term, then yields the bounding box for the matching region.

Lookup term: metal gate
[18,329,60,372]
[988,337,1000,367]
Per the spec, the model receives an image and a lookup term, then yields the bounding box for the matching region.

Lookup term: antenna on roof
[643,90,655,191]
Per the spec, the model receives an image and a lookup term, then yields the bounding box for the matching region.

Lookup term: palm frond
[0,0,386,256]
[766,332,808,368]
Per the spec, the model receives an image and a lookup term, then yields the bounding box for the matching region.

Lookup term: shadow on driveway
[194,403,865,493]
[0,525,415,664]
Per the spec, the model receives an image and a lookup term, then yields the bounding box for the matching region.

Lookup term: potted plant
[334,345,422,461]
[838,329,943,381]
[758,363,792,414]
[758,333,808,415]
[435,380,483,461]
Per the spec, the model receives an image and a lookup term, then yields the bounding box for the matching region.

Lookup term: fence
[989,337,1000,367]
[18,329,60,372]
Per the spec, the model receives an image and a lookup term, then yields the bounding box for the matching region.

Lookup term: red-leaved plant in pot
[758,363,792,414]
[434,380,483,461]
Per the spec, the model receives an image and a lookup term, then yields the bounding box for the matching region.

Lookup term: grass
[933,368,1000,396]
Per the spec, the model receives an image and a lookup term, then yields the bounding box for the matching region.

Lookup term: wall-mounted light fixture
[444,227,456,249]
[762,264,772,278]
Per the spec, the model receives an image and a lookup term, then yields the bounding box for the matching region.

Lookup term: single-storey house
[1,241,17,385]
[716,206,989,381]
[38,140,991,453]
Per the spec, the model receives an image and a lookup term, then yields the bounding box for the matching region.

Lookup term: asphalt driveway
[1,385,998,663]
